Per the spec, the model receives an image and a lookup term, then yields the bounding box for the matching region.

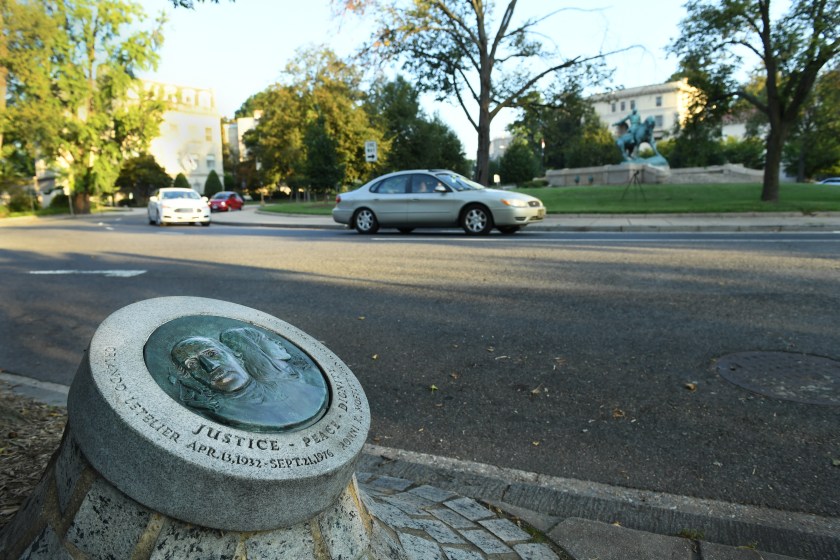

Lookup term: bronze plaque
[144,316,329,433]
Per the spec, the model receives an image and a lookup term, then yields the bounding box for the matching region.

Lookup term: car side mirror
[149,195,158,202]
[434,185,448,193]
[202,196,209,202]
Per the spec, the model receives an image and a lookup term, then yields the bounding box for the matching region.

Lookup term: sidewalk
[209,206,840,233]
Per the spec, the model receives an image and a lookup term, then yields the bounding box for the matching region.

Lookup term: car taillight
[335,195,342,203]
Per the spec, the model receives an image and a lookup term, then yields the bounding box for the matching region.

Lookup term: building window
[630,100,636,110]
[206,154,215,170]
[655,115,664,128]
[620,101,626,111]
[205,127,213,142]
[656,96,663,107]
[611,102,616,113]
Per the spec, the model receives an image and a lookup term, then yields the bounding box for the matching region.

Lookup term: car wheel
[155,211,165,227]
[148,212,155,225]
[498,226,520,235]
[461,204,493,235]
[201,221,210,227]
[398,228,414,234]
[353,208,379,234]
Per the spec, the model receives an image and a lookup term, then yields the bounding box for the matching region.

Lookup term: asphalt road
[1,210,838,518]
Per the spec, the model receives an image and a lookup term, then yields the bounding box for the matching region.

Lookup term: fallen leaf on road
[612,408,625,419]
[684,382,698,392]
[371,354,378,360]
[429,384,438,392]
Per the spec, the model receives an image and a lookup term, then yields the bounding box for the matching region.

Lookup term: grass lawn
[259,182,840,216]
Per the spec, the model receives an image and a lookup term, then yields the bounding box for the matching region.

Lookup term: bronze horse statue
[616,116,660,161]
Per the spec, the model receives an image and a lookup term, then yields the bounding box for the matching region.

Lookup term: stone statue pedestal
[546,163,671,186]
[0,298,380,558]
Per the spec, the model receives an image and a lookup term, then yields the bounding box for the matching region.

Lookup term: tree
[783,64,840,180]
[115,154,171,204]
[337,1,619,186]
[669,0,840,202]
[365,76,467,174]
[204,169,223,197]
[174,173,190,189]
[1,0,63,187]
[303,116,344,196]
[499,141,538,185]
[246,48,385,192]
[2,0,166,213]
[510,84,621,171]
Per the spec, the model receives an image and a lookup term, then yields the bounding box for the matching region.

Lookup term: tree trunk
[475,115,491,186]
[761,126,785,202]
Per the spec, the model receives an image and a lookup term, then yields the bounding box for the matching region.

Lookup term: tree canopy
[669,0,840,201]
[365,76,467,174]
[336,1,620,185]
[1,0,167,212]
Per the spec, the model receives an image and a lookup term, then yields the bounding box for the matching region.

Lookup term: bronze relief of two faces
[145,317,329,433]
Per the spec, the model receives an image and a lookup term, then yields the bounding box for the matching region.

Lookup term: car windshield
[211,192,230,199]
[163,190,200,200]
[434,172,486,192]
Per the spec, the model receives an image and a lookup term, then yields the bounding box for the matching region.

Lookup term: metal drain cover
[715,351,840,405]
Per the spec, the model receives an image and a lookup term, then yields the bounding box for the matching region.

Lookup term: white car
[332,170,546,235]
[148,188,211,226]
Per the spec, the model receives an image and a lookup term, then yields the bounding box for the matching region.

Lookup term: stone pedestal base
[0,428,395,560]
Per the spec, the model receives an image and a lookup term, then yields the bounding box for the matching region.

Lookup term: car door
[407,173,460,225]
[367,175,410,225]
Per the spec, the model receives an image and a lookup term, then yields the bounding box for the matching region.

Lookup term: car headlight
[501,198,529,208]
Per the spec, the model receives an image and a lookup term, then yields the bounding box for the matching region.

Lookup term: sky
[136,1,690,157]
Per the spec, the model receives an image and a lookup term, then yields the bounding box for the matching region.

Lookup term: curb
[358,445,839,559]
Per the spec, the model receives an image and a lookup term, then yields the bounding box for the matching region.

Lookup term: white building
[590,79,699,139]
[489,135,513,160]
[144,81,224,194]
[222,110,262,163]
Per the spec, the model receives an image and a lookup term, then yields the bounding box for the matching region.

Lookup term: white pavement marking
[28,270,146,277]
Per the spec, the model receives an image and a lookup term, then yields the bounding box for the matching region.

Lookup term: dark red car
[209,191,245,212]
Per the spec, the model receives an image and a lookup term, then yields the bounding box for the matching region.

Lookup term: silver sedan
[332,170,546,235]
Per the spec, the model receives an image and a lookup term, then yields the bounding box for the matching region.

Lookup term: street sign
[365,141,377,163]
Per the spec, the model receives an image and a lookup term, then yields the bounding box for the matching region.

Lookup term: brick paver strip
[444,497,495,521]
[479,518,532,543]
[409,484,458,503]
[415,518,465,544]
[440,546,485,560]
[513,542,561,560]
[459,529,513,555]
[367,475,414,492]
[428,507,477,530]
[397,532,445,560]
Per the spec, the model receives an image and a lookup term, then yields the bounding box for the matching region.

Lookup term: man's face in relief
[171,336,251,393]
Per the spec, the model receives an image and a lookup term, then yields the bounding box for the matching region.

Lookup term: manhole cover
[715,351,840,406]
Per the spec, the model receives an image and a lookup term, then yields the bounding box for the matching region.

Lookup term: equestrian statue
[612,108,668,166]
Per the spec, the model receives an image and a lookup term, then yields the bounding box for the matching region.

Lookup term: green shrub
[49,193,70,209]
[204,170,223,198]
[174,173,190,189]
[7,191,39,212]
